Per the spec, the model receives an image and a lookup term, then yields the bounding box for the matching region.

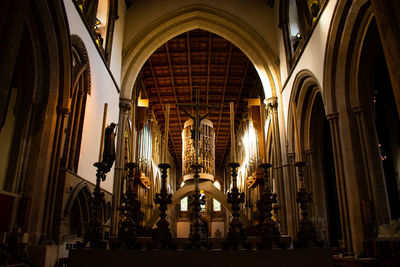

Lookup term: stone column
[0,0,30,126]
[370,0,400,116]
[110,98,131,236]
[304,150,315,217]
[283,152,299,238]
[326,112,352,252]
[352,106,390,226]
[266,97,287,233]
[41,106,69,243]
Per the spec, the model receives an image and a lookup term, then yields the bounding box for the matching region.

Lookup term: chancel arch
[120,4,280,102]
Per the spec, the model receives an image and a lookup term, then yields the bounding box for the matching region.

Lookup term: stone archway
[120,4,280,101]
[0,0,72,246]
[146,180,250,228]
[323,0,392,254]
[286,69,344,248]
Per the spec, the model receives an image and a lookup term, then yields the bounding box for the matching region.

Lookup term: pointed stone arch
[287,69,322,158]
[121,4,280,101]
[323,0,391,254]
[146,180,250,228]
[63,181,92,219]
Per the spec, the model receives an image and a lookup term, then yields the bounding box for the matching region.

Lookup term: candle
[164,104,170,163]
[230,102,236,162]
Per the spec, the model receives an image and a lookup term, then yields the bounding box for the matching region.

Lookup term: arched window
[281,0,326,69]
[180,197,188,211]
[180,181,188,211]
[72,0,118,63]
[61,35,91,173]
[213,181,221,211]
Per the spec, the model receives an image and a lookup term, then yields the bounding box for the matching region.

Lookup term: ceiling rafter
[215,43,233,161]
[221,59,250,165]
[186,32,194,114]
[148,58,180,166]
[206,32,212,113]
[165,43,183,133]
[139,29,261,167]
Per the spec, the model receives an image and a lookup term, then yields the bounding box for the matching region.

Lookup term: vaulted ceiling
[139,29,263,168]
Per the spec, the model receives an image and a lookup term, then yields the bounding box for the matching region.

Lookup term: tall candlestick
[291,101,301,162]
[98,103,108,162]
[230,102,236,162]
[164,104,170,163]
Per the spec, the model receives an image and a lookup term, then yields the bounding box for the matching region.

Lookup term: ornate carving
[266,96,278,112]
[81,162,108,249]
[115,162,142,249]
[182,119,215,182]
[256,163,283,249]
[71,35,91,95]
[378,219,400,238]
[293,161,323,248]
[119,98,132,111]
[224,162,248,249]
[152,163,175,249]
[187,163,208,249]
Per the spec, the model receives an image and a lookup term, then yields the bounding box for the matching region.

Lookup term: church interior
[1,0,400,266]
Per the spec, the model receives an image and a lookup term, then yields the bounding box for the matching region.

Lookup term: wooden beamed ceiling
[139,29,263,167]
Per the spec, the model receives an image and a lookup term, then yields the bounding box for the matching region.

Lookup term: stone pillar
[48,106,69,243]
[283,152,299,239]
[266,97,287,233]
[326,112,352,253]
[304,150,315,217]
[370,0,400,116]
[110,98,131,236]
[352,106,390,226]
[0,0,30,126]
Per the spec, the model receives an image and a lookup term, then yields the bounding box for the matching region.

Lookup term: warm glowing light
[237,120,258,191]
[213,181,221,211]
[200,192,206,211]
[213,181,221,190]
[181,197,188,211]
[138,98,149,107]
